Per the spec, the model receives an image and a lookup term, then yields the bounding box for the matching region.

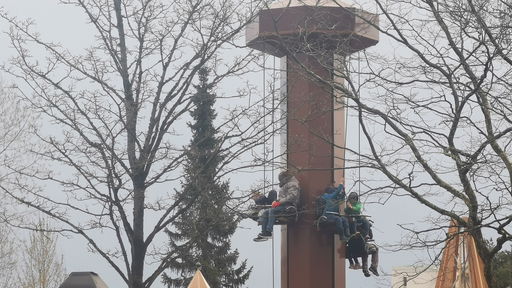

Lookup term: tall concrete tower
[246,1,378,287]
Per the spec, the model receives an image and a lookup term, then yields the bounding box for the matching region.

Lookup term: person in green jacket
[344,192,370,237]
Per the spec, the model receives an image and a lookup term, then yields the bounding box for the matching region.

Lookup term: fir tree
[491,248,512,288]
[163,68,251,288]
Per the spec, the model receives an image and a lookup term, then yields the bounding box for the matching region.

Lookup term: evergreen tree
[492,248,512,288]
[163,68,251,288]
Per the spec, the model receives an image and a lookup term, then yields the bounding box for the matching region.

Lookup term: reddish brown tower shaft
[282,53,345,287]
[247,1,378,287]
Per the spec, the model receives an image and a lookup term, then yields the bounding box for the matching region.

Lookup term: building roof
[59,272,109,288]
[392,266,438,288]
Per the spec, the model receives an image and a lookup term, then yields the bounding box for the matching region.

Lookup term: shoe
[369,266,379,276]
[354,263,362,270]
[256,231,271,237]
[255,231,272,240]
[253,231,272,242]
[349,264,356,270]
[363,269,371,277]
[253,235,269,242]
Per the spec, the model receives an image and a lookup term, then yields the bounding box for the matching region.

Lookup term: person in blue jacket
[318,182,350,241]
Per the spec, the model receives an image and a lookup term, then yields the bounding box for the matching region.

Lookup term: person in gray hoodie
[253,170,300,242]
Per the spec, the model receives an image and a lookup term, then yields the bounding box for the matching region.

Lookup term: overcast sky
[0,1,435,287]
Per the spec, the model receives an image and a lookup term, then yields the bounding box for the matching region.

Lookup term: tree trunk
[131,184,146,288]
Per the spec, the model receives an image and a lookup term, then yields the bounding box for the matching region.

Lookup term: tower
[246,1,379,287]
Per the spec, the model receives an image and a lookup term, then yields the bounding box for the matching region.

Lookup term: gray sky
[0,1,433,287]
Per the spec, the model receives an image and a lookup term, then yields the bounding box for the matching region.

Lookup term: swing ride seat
[345,214,371,221]
[314,214,372,232]
[314,212,339,231]
[346,214,372,228]
[247,204,299,225]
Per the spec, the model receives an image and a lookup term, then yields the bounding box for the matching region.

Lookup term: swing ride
[247,204,299,225]
[245,1,491,287]
[245,1,378,287]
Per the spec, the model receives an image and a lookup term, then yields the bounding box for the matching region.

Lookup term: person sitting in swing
[346,231,365,272]
[346,226,379,277]
[253,170,300,242]
[344,192,370,237]
[316,181,350,241]
[248,189,278,223]
[251,189,277,205]
[364,232,380,276]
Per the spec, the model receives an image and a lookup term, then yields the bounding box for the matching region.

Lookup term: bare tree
[330,0,511,285]
[260,0,511,285]
[0,223,16,288]
[0,78,35,182]
[0,1,271,288]
[0,78,35,288]
[17,220,66,288]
